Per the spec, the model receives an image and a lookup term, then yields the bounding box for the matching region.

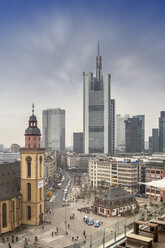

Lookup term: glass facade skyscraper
[42,108,65,153]
[83,44,115,154]
[159,111,165,152]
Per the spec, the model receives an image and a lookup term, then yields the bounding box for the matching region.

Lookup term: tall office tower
[152,128,159,153]
[148,136,153,154]
[133,115,145,150]
[110,99,115,155]
[115,114,130,152]
[73,132,83,153]
[42,108,65,153]
[159,111,165,152]
[83,43,114,154]
[125,117,142,153]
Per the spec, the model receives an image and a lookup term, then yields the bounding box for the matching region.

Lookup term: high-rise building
[73,132,83,153]
[149,136,153,154]
[83,43,115,154]
[159,111,165,152]
[152,128,159,153]
[42,108,65,153]
[115,114,130,152]
[125,117,142,153]
[133,115,145,150]
[110,99,115,155]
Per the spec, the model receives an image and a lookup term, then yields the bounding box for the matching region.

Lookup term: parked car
[88,218,94,225]
[94,220,100,227]
[83,216,88,223]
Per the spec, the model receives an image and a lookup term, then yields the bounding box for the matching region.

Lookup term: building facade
[20,106,45,225]
[42,108,65,153]
[125,118,142,153]
[115,114,130,152]
[83,44,115,155]
[93,187,137,217]
[11,144,20,153]
[133,115,145,150]
[89,157,139,194]
[152,128,159,153]
[73,132,83,153]
[159,111,165,152]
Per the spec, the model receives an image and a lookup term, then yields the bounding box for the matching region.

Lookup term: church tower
[20,104,45,225]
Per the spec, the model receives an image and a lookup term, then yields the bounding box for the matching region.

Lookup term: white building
[115,114,130,152]
[0,152,20,163]
[42,108,65,153]
[89,157,139,194]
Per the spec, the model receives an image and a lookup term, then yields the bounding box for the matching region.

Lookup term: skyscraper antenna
[98,40,100,56]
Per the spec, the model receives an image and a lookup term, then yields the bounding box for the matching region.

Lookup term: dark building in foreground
[133,115,145,150]
[125,118,142,153]
[93,187,137,217]
[73,132,83,153]
[159,111,165,152]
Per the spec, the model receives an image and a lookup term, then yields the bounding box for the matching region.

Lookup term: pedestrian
[7,237,9,242]
[68,224,70,229]
[8,243,10,248]
[56,227,58,233]
[42,225,44,231]
[12,236,14,244]
[77,236,78,240]
[16,236,18,242]
[72,237,74,241]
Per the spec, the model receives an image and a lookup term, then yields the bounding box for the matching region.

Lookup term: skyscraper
[83,43,114,154]
[42,108,65,153]
[152,128,159,153]
[125,117,142,153]
[159,111,165,152]
[133,115,145,150]
[115,114,130,152]
[73,132,83,153]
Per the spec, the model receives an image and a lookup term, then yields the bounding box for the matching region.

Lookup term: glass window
[27,206,31,220]
[26,156,32,178]
[27,183,31,201]
[2,203,7,228]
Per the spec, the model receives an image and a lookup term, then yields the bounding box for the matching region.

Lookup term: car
[94,220,100,227]
[88,218,94,225]
[83,216,88,223]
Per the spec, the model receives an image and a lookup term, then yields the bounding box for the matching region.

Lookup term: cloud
[0,7,165,146]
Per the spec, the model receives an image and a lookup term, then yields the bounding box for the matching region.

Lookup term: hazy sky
[0,0,165,147]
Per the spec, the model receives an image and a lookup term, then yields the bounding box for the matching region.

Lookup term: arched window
[27,206,31,220]
[40,204,42,214]
[39,156,42,177]
[40,188,42,200]
[27,183,31,201]
[26,156,32,178]
[2,203,7,228]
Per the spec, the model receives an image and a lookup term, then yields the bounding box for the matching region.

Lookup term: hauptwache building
[0,106,45,235]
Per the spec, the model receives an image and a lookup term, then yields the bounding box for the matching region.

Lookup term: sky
[0,0,165,147]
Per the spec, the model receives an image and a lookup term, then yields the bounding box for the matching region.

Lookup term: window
[28,137,30,141]
[34,137,36,141]
[26,156,32,178]
[28,144,30,148]
[27,183,31,201]
[40,188,42,200]
[39,156,42,177]
[34,144,36,148]
[27,206,31,220]
[2,203,7,228]
[12,200,15,225]
[40,204,42,215]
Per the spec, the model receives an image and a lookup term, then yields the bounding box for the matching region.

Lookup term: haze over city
[1,0,165,146]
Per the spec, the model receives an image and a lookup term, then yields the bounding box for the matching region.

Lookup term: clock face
[26,156,32,163]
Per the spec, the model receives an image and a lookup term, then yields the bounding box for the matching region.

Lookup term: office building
[159,111,165,152]
[83,43,115,154]
[110,99,115,155]
[42,108,65,153]
[152,128,159,153]
[133,115,145,150]
[73,132,83,153]
[125,118,142,153]
[11,144,20,153]
[89,157,139,194]
[115,114,130,152]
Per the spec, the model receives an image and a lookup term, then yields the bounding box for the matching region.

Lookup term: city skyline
[1,0,165,146]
